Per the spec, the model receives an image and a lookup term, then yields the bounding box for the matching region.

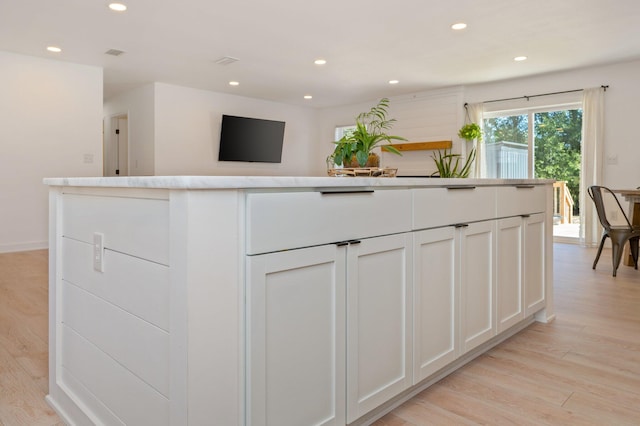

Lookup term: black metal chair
[588,185,640,276]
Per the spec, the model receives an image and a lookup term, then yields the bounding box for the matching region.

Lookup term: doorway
[104,113,129,176]
[482,105,582,242]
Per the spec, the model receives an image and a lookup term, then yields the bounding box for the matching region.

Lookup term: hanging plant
[458,122,483,141]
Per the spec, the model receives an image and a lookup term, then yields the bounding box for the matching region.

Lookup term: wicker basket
[327,167,398,177]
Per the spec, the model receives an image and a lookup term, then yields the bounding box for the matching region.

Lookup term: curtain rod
[466,85,609,106]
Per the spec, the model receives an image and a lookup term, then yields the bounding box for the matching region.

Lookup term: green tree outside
[534,110,582,215]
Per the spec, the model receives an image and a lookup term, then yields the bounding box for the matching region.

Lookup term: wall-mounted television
[218,114,286,163]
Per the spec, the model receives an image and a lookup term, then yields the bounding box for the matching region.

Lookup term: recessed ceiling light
[229,81,239,86]
[215,56,239,65]
[105,48,125,56]
[451,23,467,30]
[389,80,399,85]
[314,59,327,65]
[46,46,62,53]
[514,56,528,61]
[304,95,313,99]
[108,3,127,12]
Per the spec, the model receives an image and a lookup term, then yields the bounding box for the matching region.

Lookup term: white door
[246,244,346,426]
[496,216,524,332]
[346,233,412,423]
[460,220,496,353]
[413,226,458,383]
[524,213,546,315]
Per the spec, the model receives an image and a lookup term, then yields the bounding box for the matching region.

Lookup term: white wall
[103,84,155,176]
[153,83,320,176]
[316,88,464,176]
[0,51,103,253]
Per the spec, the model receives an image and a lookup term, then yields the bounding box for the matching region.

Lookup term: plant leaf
[356,151,368,166]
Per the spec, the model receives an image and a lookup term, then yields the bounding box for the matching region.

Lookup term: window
[335,125,356,141]
[482,104,583,240]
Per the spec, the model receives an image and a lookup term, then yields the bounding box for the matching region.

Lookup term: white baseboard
[0,240,48,253]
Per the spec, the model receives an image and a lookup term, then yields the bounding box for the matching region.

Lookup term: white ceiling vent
[215,56,239,65]
[105,49,125,56]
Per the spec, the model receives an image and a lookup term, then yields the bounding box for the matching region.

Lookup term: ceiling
[2,0,640,108]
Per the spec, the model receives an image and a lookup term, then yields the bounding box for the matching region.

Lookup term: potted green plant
[432,148,476,178]
[431,123,482,178]
[330,98,406,168]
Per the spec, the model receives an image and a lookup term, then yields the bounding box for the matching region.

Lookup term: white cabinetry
[496,212,546,332]
[459,220,497,354]
[496,184,546,217]
[247,233,413,426]
[496,216,524,332]
[247,244,346,426]
[495,185,547,331]
[413,227,457,383]
[346,234,412,423]
[413,187,498,362]
[47,178,552,426]
[246,190,413,425]
[524,213,546,315]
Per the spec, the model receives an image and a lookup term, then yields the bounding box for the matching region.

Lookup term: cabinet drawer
[62,194,169,265]
[413,186,497,230]
[246,189,412,254]
[496,185,547,217]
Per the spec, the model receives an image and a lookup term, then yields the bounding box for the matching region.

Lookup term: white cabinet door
[496,217,524,332]
[247,244,346,426]
[460,220,496,354]
[524,213,546,315]
[413,227,458,384]
[346,234,412,424]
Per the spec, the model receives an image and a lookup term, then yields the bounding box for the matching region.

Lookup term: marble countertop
[44,175,554,190]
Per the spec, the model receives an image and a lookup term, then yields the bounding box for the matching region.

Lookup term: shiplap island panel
[45,176,554,426]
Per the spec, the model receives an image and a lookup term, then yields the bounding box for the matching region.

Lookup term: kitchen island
[45,176,554,426]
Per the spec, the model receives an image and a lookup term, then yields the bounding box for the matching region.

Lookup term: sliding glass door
[482,105,582,241]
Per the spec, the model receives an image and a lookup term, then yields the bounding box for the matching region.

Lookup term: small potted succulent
[330,98,406,168]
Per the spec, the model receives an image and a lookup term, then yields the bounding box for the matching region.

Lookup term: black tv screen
[218,114,285,163]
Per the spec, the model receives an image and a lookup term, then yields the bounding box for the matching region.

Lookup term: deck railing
[553,181,574,224]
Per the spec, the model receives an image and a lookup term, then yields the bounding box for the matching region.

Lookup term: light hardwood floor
[374,243,640,425]
[0,250,62,426]
[1,244,639,425]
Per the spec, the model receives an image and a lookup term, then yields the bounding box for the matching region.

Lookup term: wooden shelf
[382,140,452,152]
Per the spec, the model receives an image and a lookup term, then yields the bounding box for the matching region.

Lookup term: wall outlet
[93,232,105,272]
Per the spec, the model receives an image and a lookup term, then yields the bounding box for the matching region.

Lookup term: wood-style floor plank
[0,250,60,426]
[2,244,640,425]
[374,243,640,425]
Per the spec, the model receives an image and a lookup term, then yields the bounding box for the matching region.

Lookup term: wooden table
[613,189,640,266]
